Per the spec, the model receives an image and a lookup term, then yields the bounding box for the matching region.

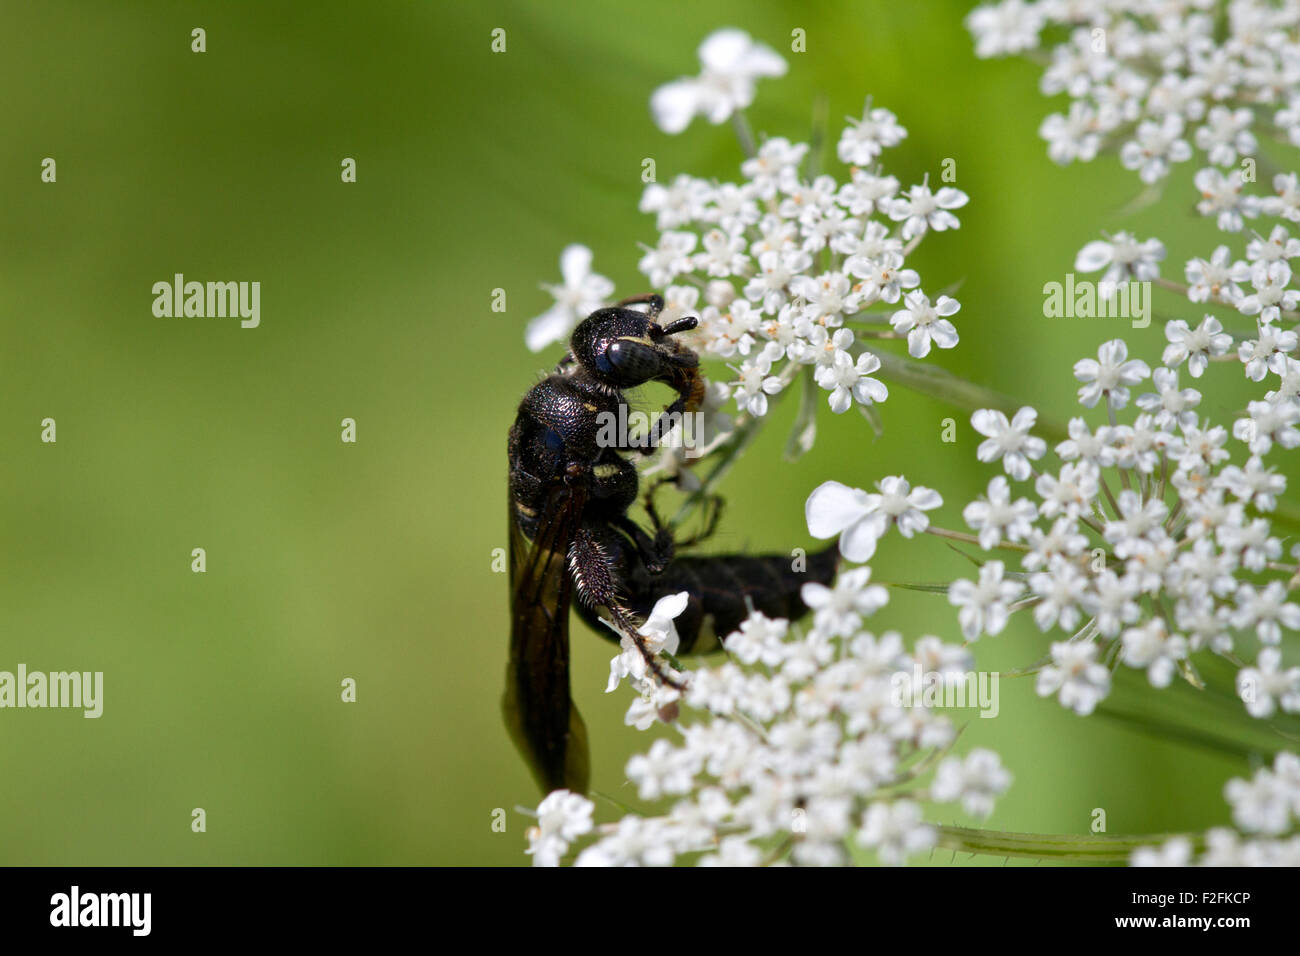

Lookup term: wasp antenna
[660,316,698,337]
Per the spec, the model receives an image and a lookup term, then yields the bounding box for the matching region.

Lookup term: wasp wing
[503,481,591,794]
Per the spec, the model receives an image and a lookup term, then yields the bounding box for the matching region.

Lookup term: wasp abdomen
[630,544,840,654]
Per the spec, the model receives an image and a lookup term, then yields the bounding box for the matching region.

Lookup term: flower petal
[806,480,872,538]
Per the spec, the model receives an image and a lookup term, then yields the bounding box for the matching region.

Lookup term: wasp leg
[614,514,674,574]
[569,523,684,690]
[642,475,722,550]
[613,293,664,316]
[675,492,725,549]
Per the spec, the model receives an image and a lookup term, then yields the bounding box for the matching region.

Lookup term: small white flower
[966,0,1044,59]
[1162,315,1232,377]
[1193,167,1259,232]
[804,476,941,563]
[1136,366,1201,429]
[526,790,595,867]
[1028,558,1089,633]
[1073,338,1151,409]
[856,800,936,865]
[1236,648,1300,719]
[744,248,813,314]
[1034,460,1100,520]
[1247,226,1300,266]
[846,249,919,305]
[606,591,689,692]
[1219,457,1286,512]
[837,168,900,217]
[890,291,960,358]
[1039,102,1101,164]
[1237,321,1298,382]
[888,181,969,241]
[1120,618,1188,688]
[1119,115,1192,183]
[962,476,1038,551]
[1262,172,1300,222]
[1075,232,1165,288]
[1231,581,1300,645]
[741,139,809,200]
[722,610,790,667]
[639,174,712,230]
[626,739,699,800]
[791,271,857,327]
[1103,489,1169,559]
[814,348,888,413]
[1131,837,1193,867]
[801,566,888,637]
[1184,247,1244,304]
[1225,769,1293,836]
[948,560,1024,640]
[1239,261,1299,324]
[931,749,1012,818]
[730,352,783,416]
[1234,399,1300,456]
[694,228,751,278]
[638,230,698,288]
[525,245,614,352]
[1054,417,1114,465]
[650,28,787,134]
[971,407,1047,480]
[1194,105,1256,167]
[837,103,907,165]
[1036,640,1111,715]
[1084,571,1141,638]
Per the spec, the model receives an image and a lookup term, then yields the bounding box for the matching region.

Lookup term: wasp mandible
[506,294,838,793]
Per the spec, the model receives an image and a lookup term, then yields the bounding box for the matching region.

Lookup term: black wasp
[506,293,838,793]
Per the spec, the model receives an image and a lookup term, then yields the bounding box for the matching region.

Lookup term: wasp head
[569,295,700,392]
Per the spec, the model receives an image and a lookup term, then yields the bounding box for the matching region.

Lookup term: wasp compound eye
[604,338,664,381]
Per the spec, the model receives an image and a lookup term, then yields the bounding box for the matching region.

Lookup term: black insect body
[506,294,838,794]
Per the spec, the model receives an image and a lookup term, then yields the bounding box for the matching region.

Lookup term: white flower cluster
[525,27,968,427]
[1132,751,1300,865]
[639,127,967,420]
[967,0,1300,205]
[526,584,1010,867]
[943,329,1300,720]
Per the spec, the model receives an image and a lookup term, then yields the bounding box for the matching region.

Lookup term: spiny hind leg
[569,523,684,689]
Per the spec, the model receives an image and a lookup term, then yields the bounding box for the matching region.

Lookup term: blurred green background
[1,0,1279,865]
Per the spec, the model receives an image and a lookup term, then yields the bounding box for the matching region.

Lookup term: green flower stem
[806,94,829,181]
[926,526,1030,553]
[935,825,1199,863]
[731,110,757,160]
